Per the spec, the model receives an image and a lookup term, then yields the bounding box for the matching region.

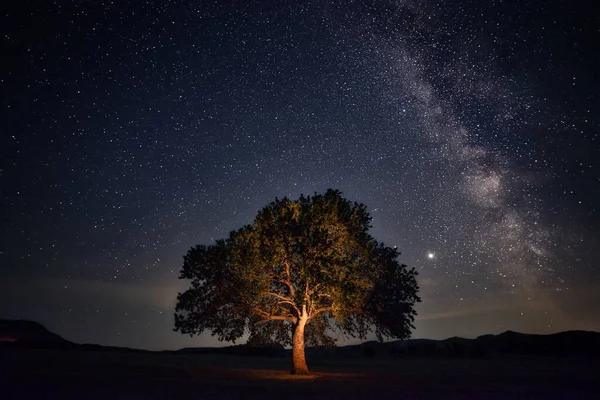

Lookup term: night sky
[1,0,598,350]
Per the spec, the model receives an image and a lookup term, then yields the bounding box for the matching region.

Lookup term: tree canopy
[174,189,420,374]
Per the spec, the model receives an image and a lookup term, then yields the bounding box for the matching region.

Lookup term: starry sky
[1,0,598,350]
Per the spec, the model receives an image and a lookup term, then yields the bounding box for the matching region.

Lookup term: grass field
[1,348,597,399]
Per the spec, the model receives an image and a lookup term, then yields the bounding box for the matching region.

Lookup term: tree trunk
[290,317,309,375]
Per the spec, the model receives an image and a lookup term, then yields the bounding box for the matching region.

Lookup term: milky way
[1,0,598,349]
[363,23,558,289]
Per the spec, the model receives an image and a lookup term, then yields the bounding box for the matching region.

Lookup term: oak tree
[174,189,420,374]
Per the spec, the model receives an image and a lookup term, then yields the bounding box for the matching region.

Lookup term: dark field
[1,348,597,399]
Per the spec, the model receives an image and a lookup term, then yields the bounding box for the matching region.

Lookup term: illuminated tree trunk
[290,317,309,375]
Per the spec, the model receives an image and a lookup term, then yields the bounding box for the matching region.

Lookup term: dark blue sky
[1,0,598,350]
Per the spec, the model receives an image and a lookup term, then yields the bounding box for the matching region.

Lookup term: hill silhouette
[0,320,77,349]
[1,319,599,358]
[304,331,600,360]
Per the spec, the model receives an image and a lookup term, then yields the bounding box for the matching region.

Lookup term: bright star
[427,252,435,259]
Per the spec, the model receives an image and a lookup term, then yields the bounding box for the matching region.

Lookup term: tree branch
[307,283,321,296]
[251,307,270,319]
[266,292,292,303]
[256,314,297,324]
[282,261,295,297]
[266,292,301,315]
[308,307,334,320]
[251,307,296,322]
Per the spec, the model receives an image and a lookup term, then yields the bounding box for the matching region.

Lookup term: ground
[0,348,597,399]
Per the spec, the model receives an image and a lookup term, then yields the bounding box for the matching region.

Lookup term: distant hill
[470,330,600,357]
[0,319,157,353]
[0,320,77,349]
[317,330,600,359]
[0,319,285,356]
[1,319,599,358]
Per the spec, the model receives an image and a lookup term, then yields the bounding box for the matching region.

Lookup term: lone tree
[174,189,420,374]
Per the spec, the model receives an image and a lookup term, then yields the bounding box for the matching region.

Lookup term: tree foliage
[174,189,420,370]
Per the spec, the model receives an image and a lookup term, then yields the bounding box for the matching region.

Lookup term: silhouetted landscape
[1,319,598,399]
